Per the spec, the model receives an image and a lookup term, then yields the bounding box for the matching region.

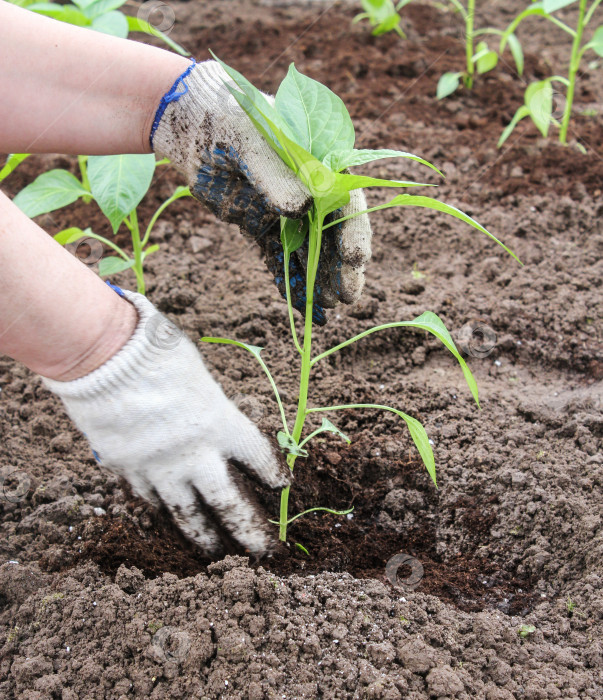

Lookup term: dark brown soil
[1,0,602,698]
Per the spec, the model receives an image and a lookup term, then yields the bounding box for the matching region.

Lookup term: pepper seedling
[437,0,524,98]
[201,55,520,543]
[12,154,190,294]
[353,0,414,38]
[498,0,602,147]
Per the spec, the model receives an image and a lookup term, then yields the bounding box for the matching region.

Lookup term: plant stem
[141,186,190,248]
[78,155,92,204]
[278,206,324,542]
[128,209,145,295]
[559,0,587,144]
[465,0,475,88]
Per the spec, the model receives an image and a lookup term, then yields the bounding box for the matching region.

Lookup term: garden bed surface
[0,0,602,698]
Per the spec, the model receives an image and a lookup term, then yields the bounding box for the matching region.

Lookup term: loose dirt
[1,0,601,697]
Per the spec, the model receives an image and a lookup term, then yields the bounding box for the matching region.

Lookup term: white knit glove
[150,59,372,324]
[42,291,289,557]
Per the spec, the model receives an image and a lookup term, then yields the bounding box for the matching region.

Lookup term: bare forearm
[0,191,137,380]
[0,2,189,155]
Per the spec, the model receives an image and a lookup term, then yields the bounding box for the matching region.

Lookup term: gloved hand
[42,289,290,557]
[150,59,372,325]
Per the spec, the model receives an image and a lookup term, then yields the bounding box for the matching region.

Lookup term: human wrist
[41,294,138,383]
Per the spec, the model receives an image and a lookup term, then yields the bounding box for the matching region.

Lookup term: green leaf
[316,418,351,444]
[142,243,160,260]
[401,412,436,485]
[543,0,577,11]
[498,104,530,147]
[277,431,309,458]
[210,52,294,167]
[0,154,29,183]
[125,16,190,55]
[211,54,350,215]
[437,72,461,99]
[200,336,289,433]
[323,148,443,176]
[326,193,521,263]
[584,25,603,57]
[98,256,135,276]
[312,311,479,406]
[83,0,127,20]
[53,226,92,245]
[13,169,88,217]
[280,217,308,254]
[71,0,98,9]
[275,64,355,161]
[525,80,552,138]
[87,154,156,233]
[337,173,434,191]
[27,3,89,25]
[473,42,498,74]
[374,13,402,35]
[307,404,436,485]
[91,10,128,37]
[403,311,479,405]
[295,543,310,555]
[506,33,524,75]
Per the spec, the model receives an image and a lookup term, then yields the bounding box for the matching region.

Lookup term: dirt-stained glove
[150,59,372,325]
[41,288,289,558]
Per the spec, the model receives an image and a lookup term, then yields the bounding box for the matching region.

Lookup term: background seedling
[201,55,520,542]
[353,0,414,38]
[518,624,536,638]
[498,0,602,147]
[12,155,190,294]
[437,0,524,98]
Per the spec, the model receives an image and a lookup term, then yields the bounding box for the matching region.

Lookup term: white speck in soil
[347,513,353,520]
[494,360,502,366]
[429,439,434,445]
[66,646,70,652]
[335,523,341,528]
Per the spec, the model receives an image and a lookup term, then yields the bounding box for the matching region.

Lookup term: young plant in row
[13,154,190,294]
[498,0,602,147]
[353,0,414,38]
[201,54,520,543]
[438,0,524,98]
